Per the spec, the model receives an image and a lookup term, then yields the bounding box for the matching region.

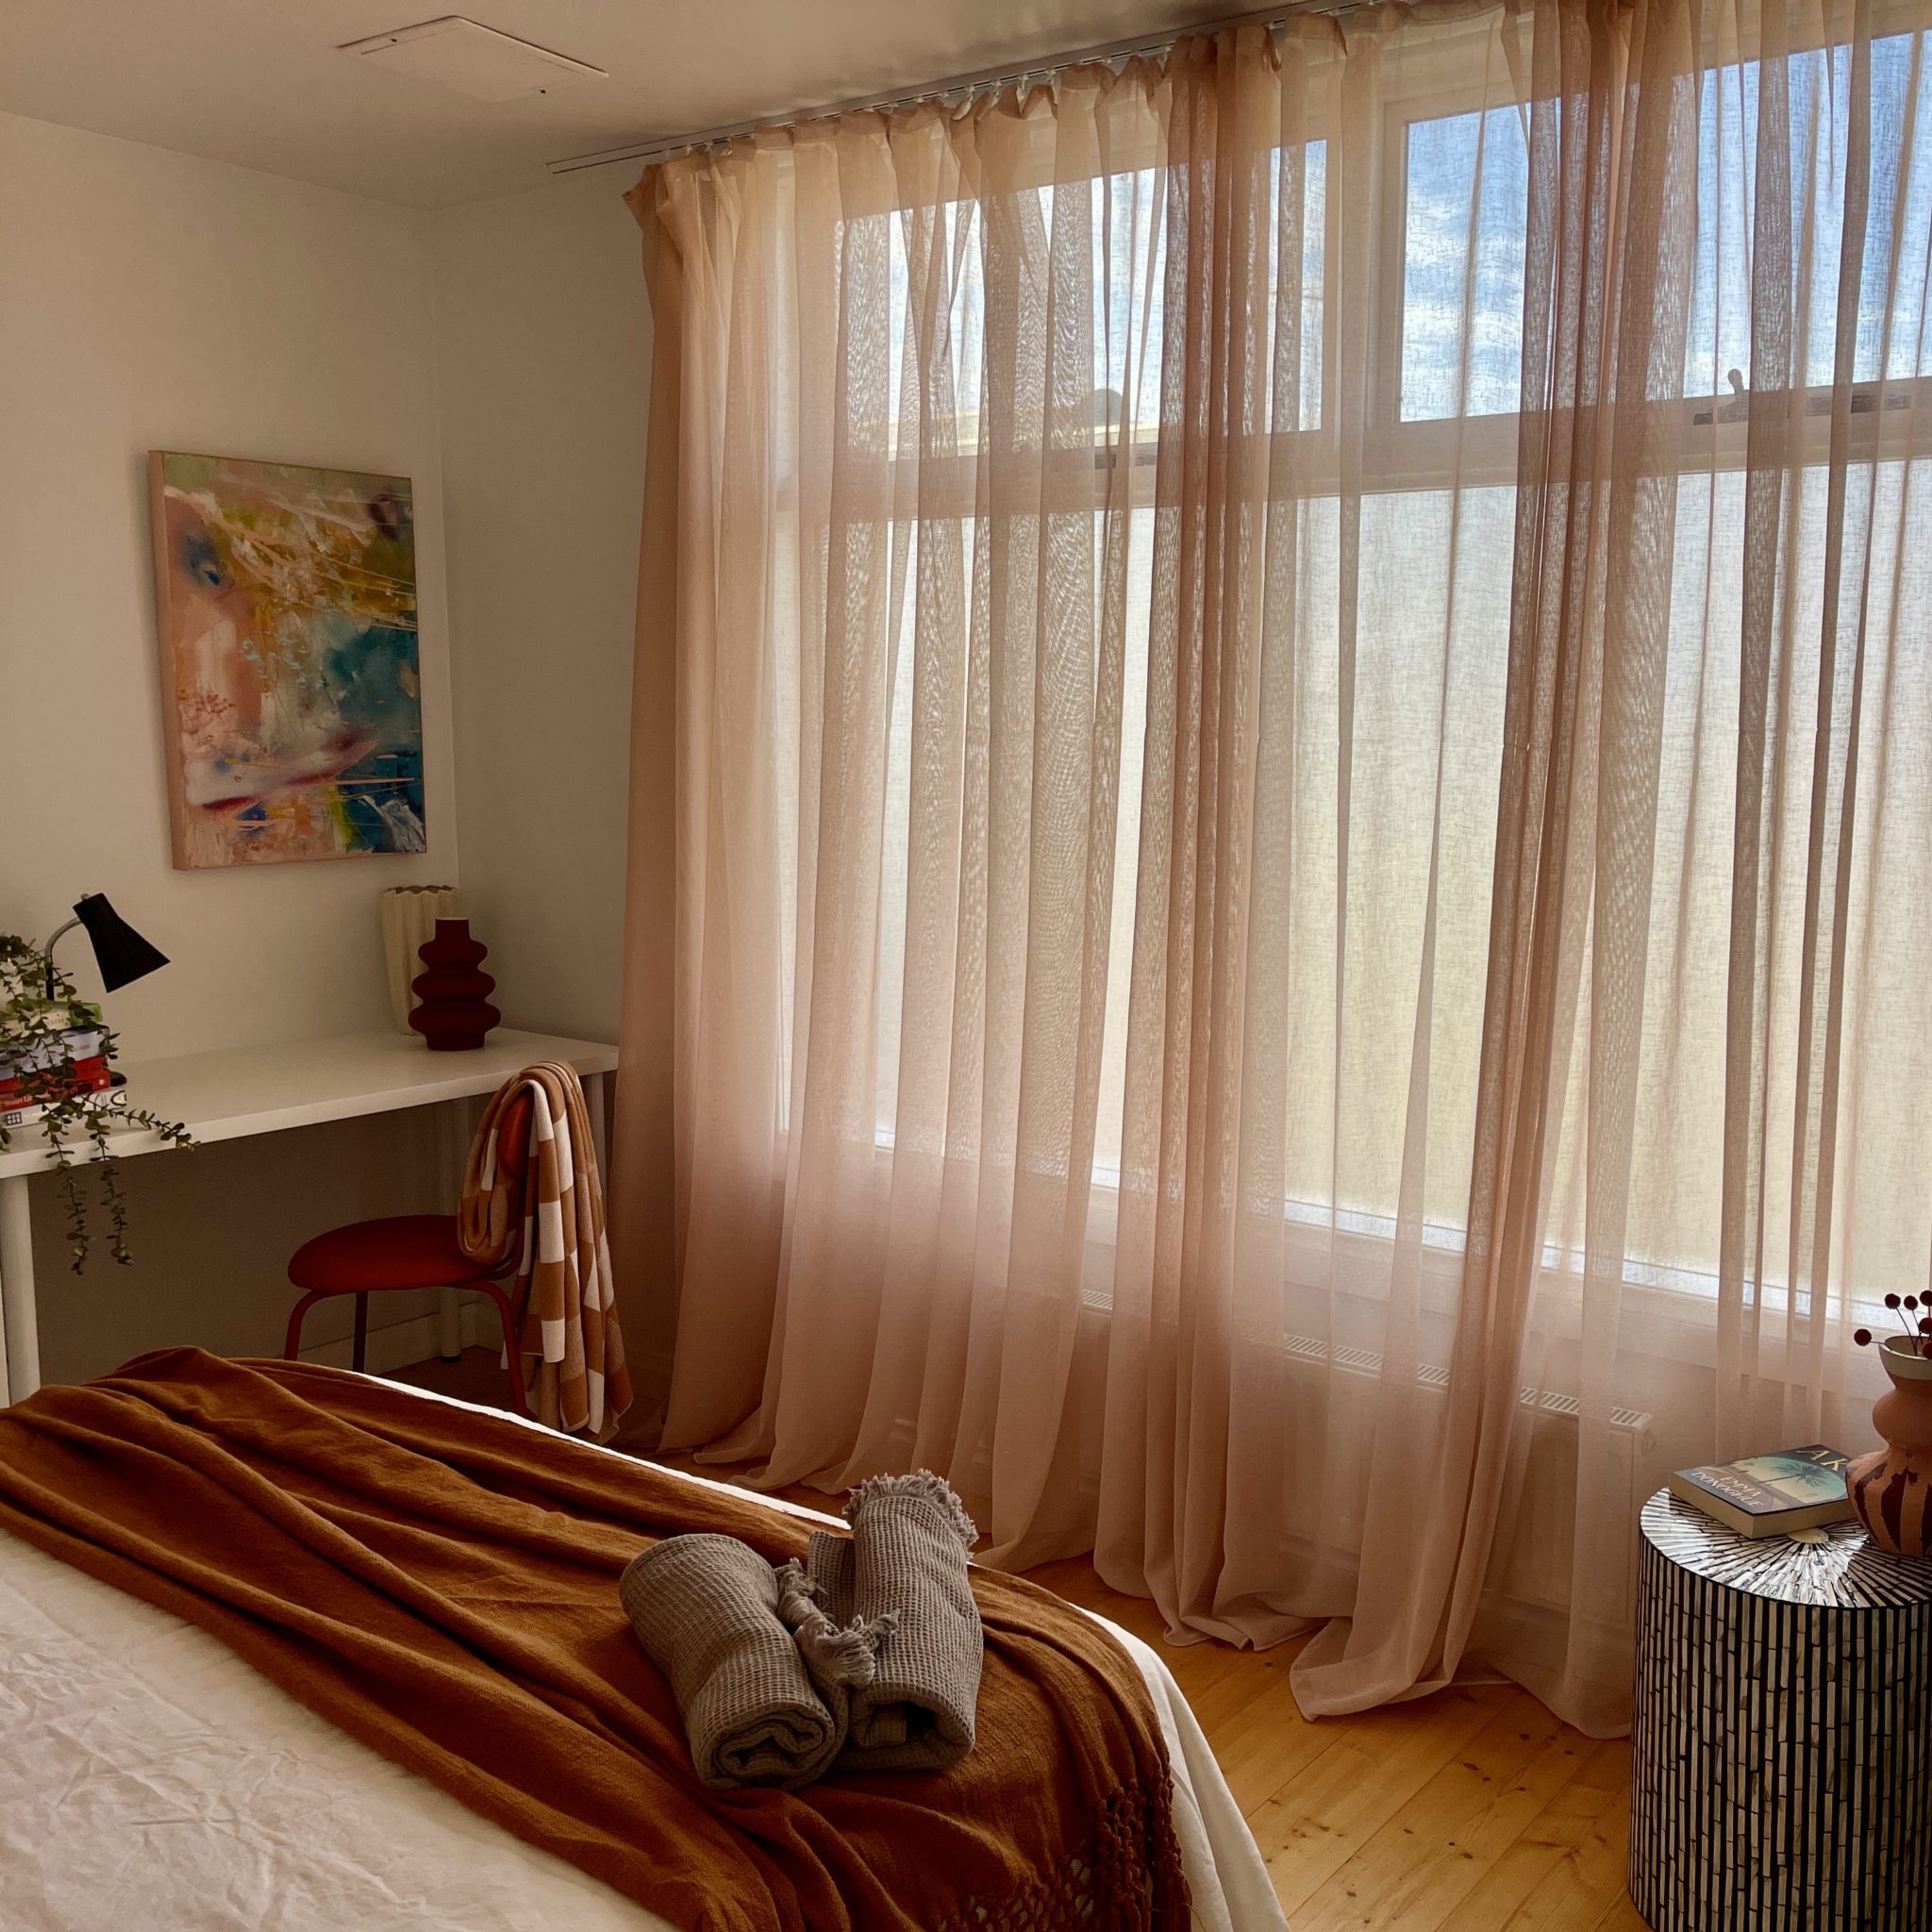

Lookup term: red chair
[283,1090,533,1416]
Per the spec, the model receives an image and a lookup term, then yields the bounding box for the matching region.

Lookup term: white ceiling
[0,0,1229,208]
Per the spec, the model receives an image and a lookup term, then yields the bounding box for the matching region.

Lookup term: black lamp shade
[73,894,169,991]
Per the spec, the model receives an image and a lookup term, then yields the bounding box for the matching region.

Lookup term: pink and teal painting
[150,451,426,868]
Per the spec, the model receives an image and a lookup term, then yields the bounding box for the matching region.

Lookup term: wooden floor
[1033,1559,1645,1932]
[393,1349,1648,1931]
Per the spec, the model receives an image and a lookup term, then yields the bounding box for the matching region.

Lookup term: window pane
[1685,53,1756,400]
[1687,32,1932,399]
[1400,106,1528,422]
[1271,140,1327,432]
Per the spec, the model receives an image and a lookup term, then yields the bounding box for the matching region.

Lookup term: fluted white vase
[380,885,462,1033]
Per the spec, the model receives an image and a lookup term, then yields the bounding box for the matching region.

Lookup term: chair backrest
[459,1084,539,1280]
[494,1089,536,1184]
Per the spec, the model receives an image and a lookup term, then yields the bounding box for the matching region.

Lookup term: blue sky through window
[1399,33,1932,422]
[1688,33,1932,395]
[1401,105,1529,421]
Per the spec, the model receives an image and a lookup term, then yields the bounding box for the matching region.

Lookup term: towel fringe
[774,1557,821,1623]
[803,1610,900,1687]
[842,1470,978,1549]
[775,1557,898,1687]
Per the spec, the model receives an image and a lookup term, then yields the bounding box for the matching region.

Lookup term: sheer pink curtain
[617,0,1932,1735]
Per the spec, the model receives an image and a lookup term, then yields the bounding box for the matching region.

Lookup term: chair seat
[288,1214,500,1292]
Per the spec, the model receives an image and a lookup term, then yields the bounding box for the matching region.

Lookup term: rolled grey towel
[620,1533,851,1790]
[804,1471,982,1773]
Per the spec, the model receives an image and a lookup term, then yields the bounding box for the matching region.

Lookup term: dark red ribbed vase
[409,918,500,1052]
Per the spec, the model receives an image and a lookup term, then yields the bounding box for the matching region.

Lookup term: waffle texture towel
[619,1534,851,1789]
[803,1472,983,1773]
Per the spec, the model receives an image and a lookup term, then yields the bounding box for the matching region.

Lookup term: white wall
[431,171,675,1411]
[430,169,648,1048]
[0,112,459,1059]
[0,119,672,1394]
[0,113,460,1379]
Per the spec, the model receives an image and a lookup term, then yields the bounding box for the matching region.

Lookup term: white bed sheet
[0,1382,1284,1932]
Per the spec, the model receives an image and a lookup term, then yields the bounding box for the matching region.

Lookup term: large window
[772,24,1932,1318]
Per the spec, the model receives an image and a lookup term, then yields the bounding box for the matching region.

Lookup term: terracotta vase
[1847,1338,1932,1557]
[408,919,500,1052]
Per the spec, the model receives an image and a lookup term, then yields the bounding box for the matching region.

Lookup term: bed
[0,1368,1285,1932]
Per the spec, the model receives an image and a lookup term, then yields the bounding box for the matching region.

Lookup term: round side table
[1630,1490,1932,1930]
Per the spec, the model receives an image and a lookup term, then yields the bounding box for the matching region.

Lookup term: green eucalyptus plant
[0,934,193,1271]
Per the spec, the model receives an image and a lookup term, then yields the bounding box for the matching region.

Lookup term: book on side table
[1668,1444,1856,1538]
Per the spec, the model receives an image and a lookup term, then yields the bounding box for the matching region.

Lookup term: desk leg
[0,1185,14,1407]
[438,1097,467,1361]
[437,1293,464,1360]
[590,1070,610,1180]
[0,1175,39,1403]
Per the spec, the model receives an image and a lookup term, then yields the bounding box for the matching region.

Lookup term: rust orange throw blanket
[0,1352,1188,1932]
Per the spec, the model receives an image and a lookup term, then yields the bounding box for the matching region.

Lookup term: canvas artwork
[149,451,425,868]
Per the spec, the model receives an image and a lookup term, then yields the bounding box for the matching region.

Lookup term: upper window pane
[1687,32,1932,398]
[870,144,1329,464]
[1298,141,1330,430]
[1400,105,1529,422]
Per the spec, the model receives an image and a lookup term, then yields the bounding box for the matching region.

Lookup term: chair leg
[284,1290,328,1362]
[473,1279,529,1420]
[351,1291,369,1374]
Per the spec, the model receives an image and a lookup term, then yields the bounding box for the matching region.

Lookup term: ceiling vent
[337,17,606,102]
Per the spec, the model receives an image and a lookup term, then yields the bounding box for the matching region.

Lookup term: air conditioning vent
[338,17,606,102]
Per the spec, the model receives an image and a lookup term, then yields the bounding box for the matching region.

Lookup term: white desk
[0,1027,619,1404]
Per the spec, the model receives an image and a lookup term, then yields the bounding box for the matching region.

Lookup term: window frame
[757,19,1932,1334]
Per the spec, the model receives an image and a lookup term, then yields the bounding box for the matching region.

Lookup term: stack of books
[0,1024,125,1134]
[1668,1444,1855,1538]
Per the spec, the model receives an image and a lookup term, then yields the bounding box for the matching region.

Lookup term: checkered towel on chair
[458,1061,633,1439]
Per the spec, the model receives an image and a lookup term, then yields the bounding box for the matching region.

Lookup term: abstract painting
[149,451,425,868]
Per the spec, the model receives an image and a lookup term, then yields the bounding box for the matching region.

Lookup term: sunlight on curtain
[623,0,1932,1735]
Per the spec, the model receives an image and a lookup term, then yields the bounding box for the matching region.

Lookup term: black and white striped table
[1630,1490,1932,1930]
